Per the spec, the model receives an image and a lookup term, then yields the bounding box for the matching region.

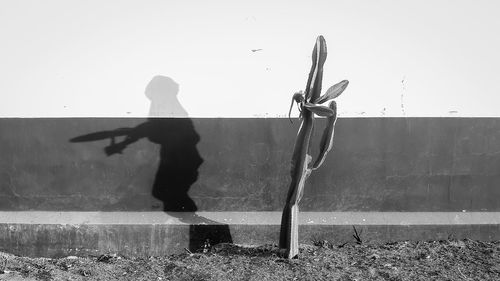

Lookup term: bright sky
[1,0,499,117]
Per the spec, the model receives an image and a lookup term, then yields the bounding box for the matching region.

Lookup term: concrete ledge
[1,212,500,258]
[1,211,500,225]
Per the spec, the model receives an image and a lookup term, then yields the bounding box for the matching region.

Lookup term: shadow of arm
[70,123,150,156]
[104,124,150,156]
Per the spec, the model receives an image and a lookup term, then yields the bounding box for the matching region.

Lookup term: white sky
[0,0,499,117]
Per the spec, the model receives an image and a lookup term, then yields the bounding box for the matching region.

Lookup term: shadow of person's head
[146,75,187,117]
[146,75,179,99]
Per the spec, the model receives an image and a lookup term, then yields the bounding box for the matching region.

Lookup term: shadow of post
[70,75,232,252]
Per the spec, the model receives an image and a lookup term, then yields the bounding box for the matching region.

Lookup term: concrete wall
[1,117,499,213]
[2,1,500,257]
[1,117,500,257]
[2,1,500,118]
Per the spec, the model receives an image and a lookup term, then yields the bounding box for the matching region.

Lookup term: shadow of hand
[104,142,128,156]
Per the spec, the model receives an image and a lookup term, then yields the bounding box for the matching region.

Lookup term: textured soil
[0,239,499,280]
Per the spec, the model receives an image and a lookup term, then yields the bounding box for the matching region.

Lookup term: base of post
[279,204,300,259]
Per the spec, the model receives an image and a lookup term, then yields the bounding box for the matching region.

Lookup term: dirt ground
[0,239,499,280]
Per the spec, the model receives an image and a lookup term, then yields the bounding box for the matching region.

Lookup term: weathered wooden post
[279,35,349,259]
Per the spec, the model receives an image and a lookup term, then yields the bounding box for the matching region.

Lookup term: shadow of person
[70,75,232,252]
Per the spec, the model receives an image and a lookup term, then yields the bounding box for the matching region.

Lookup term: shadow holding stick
[70,76,232,251]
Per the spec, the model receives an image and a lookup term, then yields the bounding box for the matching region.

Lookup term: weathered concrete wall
[1,117,499,212]
[1,211,500,257]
